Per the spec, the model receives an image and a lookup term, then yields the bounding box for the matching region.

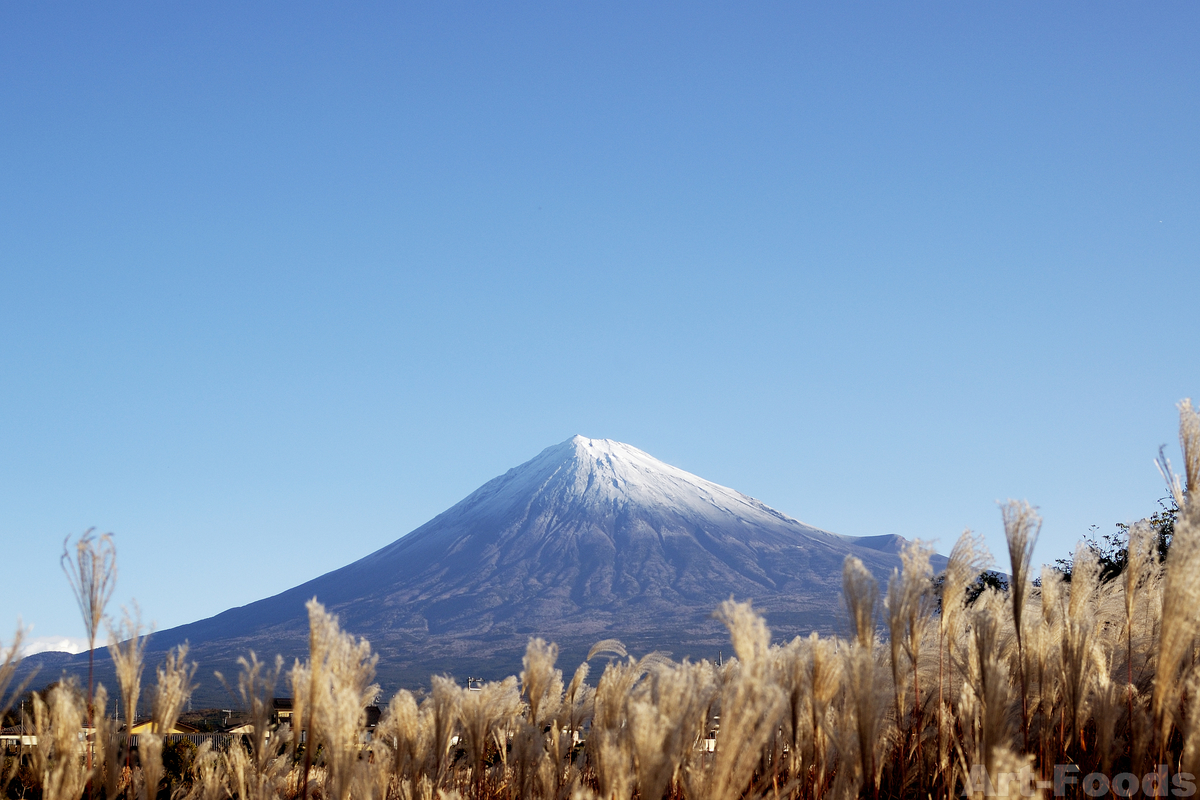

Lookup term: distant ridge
[22,436,940,705]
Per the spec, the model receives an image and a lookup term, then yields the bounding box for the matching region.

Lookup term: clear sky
[3,2,1197,653]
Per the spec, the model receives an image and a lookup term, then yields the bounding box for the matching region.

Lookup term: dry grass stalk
[843,557,879,651]
[938,531,992,776]
[1001,500,1040,748]
[515,640,573,798]
[139,644,198,800]
[290,599,379,800]
[32,680,88,800]
[217,653,289,800]
[107,605,148,738]
[426,675,462,788]
[698,601,785,800]
[806,633,842,795]
[520,638,564,731]
[884,539,934,790]
[458,676,519,793]
[958,590,1013,793]
[374,688,425,788]
[1154,404,1200,752]
[841,558,885,796]
[1,627,35,795]
[0,627,32,718]
[630,658,716,800]
[1179,398,1200,499]
[60,530,117,658]
[185,741,226,800]
[89,684,120,800]
[588,654,643,800]
[1091,646,1123,774]
[1180,664,1200,779]
[561,662,594,741]
[1121,517,1157,767]
[61,528,117,779]
[1032,566,1063,771]
[1060,544,1098,751]
[152,644,197,736]
[774,637,811,783]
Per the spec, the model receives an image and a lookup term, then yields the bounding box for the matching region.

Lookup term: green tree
[1054,495,1179,582]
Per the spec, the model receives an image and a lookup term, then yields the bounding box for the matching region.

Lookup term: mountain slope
[23,436,936,705]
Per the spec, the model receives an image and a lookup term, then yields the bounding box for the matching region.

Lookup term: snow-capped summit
[469,434,821,530]
[30,436,929,705]
[393,434,837,555]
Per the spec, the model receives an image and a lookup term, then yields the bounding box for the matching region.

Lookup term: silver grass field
[3,401,1199,800]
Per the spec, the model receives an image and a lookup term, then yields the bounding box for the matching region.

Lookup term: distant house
[0,725,37,748]
[271,698,380,737]
[127,719,200,735]
[2,723,102,749]
[271,698,294,727]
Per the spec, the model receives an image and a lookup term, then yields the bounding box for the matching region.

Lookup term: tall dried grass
[31,679,88,800]
[217,654,290,800]
[1,627,34,795]
[291,599,379,800]
[62,529,117,780]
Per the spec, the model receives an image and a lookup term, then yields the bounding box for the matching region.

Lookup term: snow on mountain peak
[373,433,841,562]
[478,434,826,535]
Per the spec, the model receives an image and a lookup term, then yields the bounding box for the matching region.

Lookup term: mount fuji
[23,436,938,705]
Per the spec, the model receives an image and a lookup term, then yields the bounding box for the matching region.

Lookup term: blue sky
[3,2,1198,650]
